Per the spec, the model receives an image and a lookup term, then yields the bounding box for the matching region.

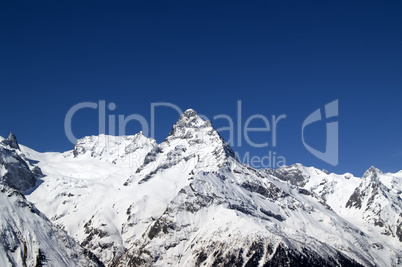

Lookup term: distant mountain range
[1,109,401,266]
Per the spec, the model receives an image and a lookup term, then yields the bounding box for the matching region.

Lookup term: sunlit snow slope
[0,134,103,267]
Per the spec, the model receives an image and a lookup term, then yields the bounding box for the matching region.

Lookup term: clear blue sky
[1,1,401,176]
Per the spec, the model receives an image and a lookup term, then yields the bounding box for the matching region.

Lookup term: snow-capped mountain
[262,164,402,246]
[126,108,236,185]
[2,109,401,266]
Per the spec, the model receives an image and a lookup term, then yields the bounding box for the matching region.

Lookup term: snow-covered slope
[261,164,361,215]
[345,167,402,243]
[0,184,103,267]
[115,164,397,266]
[0,133,103,267]
[262,164,402,248]
[6,109,401,266]
[72,132,157,166]
[20,132,162,265]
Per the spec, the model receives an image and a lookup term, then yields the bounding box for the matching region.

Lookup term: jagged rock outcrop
[0,145,36,191]
[262,163,312,187]
[1,132,20,150]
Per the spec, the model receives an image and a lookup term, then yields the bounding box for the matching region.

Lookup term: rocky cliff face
[2,132,20,150]
[0,133,38,191]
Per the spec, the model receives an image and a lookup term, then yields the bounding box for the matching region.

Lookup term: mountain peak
[177,108,204,124]
[134,109,237,183]
[3,132,20,150]
[182,108,198,118]
[169,109,212,137]
[362,166,382,180]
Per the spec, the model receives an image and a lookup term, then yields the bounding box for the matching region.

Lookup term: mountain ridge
[1,109,401,266]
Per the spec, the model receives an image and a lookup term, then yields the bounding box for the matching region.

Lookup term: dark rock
[0,146,36,191]
[3,132,20,150]
[346,188,362,209]
[265,165,309,187]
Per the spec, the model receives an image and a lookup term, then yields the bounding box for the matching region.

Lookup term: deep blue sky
[1,1,401,176]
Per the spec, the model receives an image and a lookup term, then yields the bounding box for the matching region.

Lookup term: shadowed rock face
[263,164,310,187]
[0,132,40,191]
[0,146,36,191]
[1,132,20,150]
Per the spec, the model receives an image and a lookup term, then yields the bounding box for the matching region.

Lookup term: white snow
[0,185,100,266]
